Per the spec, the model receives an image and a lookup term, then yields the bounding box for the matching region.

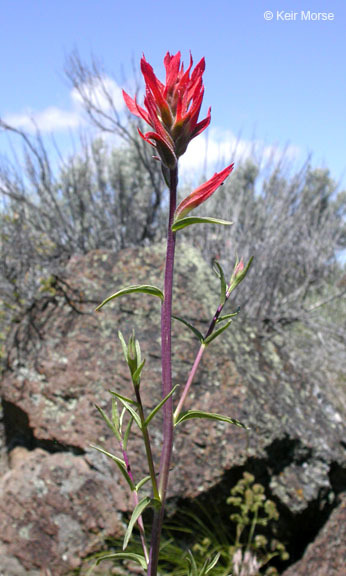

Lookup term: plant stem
[204,285,232,340]
[173,343,206,423]
[134,386,160,501]
[120,442,149,565]
[148,167,177,576]
[174,285,234,422]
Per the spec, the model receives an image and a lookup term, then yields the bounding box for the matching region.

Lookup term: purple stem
[174,285,233,422]
[148,167,177,576]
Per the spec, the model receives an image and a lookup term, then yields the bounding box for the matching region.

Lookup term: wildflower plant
[93,52,252,576]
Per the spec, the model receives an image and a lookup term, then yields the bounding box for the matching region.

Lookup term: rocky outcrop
[0,449,125,576]
[0,244,345,574]
[282,493,346,576]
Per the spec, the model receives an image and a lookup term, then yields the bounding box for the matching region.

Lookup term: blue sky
[1,0,345,187]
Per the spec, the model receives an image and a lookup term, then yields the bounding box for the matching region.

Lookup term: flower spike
[123,52,211,168]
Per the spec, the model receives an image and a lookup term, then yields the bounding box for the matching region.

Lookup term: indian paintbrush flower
[95,50,252,576]
[123,52,211,168]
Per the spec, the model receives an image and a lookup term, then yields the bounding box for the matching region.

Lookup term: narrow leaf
[204,319,232,345]
[95,404,120,441]
[132,358,146,384]
[119,406,127,430]
[213,261,227,304]
[90,444,135,490]
[216,311,239,322]
[186,550,198,576]
[118,331,128,362]
[205,552,221,574]
[172,315,204,342]
[96,284,164,311]
[96,552,147,569]
[123,414,134,450]
[109,389,137,405]
[111,399,120,436]
[109,391,142,429]
[135,475,152,492]
[144,384,179,427]
[135,339,142,366]
[172,216,232,232]
[174,410,248,429]
[123,496,152,550]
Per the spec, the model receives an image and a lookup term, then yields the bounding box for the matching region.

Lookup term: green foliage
[158,473,288,576]
[172,216,232,232]
[174,409,248,430]
[96,284,164,312]
[227,472,289,575]
[91,473,288,576]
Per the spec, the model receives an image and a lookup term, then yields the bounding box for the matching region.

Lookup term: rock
[0,449,125,575]
[282,493,346,576]
[0,244,345,574]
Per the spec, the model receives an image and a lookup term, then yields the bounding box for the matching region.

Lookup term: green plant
[85,474,288,576]
[227,473,289,575]
[158,473,288,576]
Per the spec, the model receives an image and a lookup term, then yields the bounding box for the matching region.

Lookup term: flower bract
[174,164,234,221]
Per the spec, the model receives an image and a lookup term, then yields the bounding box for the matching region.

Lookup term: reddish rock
[0,449,125,575]
[282,493,346,576]
[0,244,345,574]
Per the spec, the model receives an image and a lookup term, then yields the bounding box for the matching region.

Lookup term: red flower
[174,164,234,221]
[123,52,211,168]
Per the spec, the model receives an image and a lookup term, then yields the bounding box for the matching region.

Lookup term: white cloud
[4,107,82,133]
[71,75,125,113]
[179,128,301,185]
[3,75,124,134]
[180,127,300,181]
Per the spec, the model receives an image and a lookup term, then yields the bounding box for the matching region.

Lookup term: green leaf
[216,310,239,322]
[90,444,135,491]
[109,389,137,405]
[172,216,233,232]
[204,319,232,345]
[96,552,147,569]
[111,399,120,434]
[109,391,142,429]
[95,404,120,441]
[205,552,221,574]
[186,550,198,576]
[135,339,142,366]
[119,406,127,429]
[135,475,152,492]
[213,261,227,304]
[123,414,134,450]
[132,358,146,385]
[172,315,204,342]
[144,384,179,427]
[96,284,164,311]
[123,496,153,550]
[118,331,128,362]
[174,410,248,429]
